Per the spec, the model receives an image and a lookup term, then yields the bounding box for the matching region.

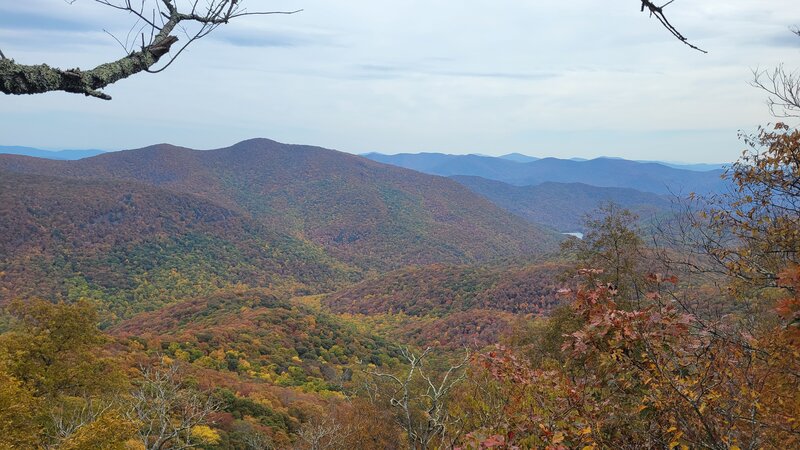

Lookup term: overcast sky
[1,1,799,162]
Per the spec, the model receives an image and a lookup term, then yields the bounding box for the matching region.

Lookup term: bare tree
[242,429,274,450]
[126,360,220,450]
[752,61,800,118]
[46,397,117,445]
[296,415,350,450]
[367,347,470,450]
[0,1,299,100]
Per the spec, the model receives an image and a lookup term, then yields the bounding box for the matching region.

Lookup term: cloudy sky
[1,1,799,162]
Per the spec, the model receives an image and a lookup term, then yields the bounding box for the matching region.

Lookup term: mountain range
[363,152,727,195]
[0,145,726,175]
[0,139,562,315]
[1,138,727,322]
[0,145,106,160]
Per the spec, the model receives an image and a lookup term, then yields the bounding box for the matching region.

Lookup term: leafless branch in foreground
[640,0,707,53]
[752,63,800,118]
[0,0,300,100]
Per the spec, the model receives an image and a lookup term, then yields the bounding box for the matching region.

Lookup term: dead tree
[368,347,470,450]
[0,1,299,100]
[126,360,220,450]
[242,431,274,450]
[750,29,800,119]
[752,65,800,118]
[296,415,350,450]
[47,397,117,445]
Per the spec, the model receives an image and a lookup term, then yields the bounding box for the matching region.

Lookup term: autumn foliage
[458,123,800,449]
[2,118,800,448]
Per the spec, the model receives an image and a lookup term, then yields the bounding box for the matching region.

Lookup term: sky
[1,1,799,163]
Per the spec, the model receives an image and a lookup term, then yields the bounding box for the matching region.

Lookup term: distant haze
[0,146,106,160]
[2,145,729,168]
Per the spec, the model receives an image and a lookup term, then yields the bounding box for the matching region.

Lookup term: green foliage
[0,366,41,449]
[217,388,293,431]
[0,299,132,449]
[0,298,120,397]
[561,203,652,304]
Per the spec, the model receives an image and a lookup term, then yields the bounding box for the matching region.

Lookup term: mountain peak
[499,152,539,163]
[0,139,560,271]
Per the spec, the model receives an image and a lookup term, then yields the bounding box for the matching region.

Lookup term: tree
[240,427,275,450]
[751,27,800,119]
[125,360,221,450]
[699,123,800,290]
[461,124,800,446]
[562,203,649,305]
[296,415,349,450]
[0,298,120,398]
[367,347,470,450]
[332,398,404,450]
[0,298,133,449]
[0,1,298,100]
[0,366,41,449]
[470,273,800,448]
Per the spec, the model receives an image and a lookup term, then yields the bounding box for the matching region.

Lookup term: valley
[2,136,797,449]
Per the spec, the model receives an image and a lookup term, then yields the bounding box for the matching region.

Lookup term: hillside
[452,175,673,232]
[363,152,726,195]
[111,288,404,446]
[0,171,356,318]
[113,289,400,386]
[0,139,561,271]
[323,263,568,348]
[325,263,566,317]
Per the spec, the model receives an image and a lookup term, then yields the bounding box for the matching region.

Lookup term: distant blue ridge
[0,146,106,160]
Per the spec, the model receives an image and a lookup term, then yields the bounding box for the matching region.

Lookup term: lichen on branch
[0,1,298,100]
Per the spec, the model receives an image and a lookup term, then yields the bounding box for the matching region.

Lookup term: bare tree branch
[640,0,707,53]
[752,64,800,118]
[0,1,300,100]
[48,397,117,444]
[125,359,220,450]
[297,415,350,450]
[367,347,469,449]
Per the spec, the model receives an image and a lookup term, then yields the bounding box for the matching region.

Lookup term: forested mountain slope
[0,171,355,318]
[325,263,566,317]
[323,263,569,348]
[113,289,399,385]
[453,175,674,232]
[0,139,561,271]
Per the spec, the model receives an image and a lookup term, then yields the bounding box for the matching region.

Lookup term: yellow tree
[0,299,133,449]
